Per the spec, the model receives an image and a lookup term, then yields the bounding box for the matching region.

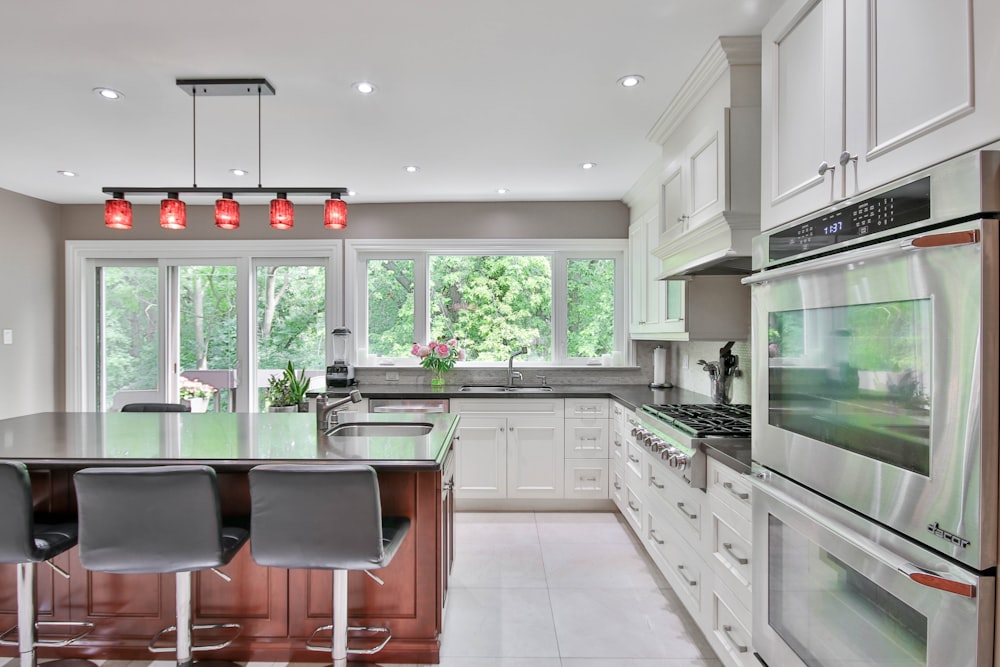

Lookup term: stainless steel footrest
[305,624,391,655]
[148,623,242,653]
[0,620,95,647]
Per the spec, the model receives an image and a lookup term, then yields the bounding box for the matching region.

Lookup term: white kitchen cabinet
[629,211,679,337]
[761,0,1000,230]
[506,415,565,499]
[453,415,507,499]
[564,459,610,499]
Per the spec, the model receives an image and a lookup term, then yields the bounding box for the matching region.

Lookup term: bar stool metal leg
[332,569,348,667]
[17,562,37,667]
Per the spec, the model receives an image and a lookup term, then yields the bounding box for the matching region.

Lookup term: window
[351,241,625,365]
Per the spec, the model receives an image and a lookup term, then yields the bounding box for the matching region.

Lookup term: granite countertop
[0,412,459,471]
[320,383,717,411]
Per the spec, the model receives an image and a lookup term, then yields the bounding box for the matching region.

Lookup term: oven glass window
[767,299,932,475]
[769,515,928,666]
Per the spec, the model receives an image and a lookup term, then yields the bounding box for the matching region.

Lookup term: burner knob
[643,434,656,448]
[673,453,689,471]
[649,438,666,452]
[660,446,679,461]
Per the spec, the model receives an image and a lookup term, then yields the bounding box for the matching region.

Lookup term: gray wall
[60,200,629,240]
[0,188,63,418]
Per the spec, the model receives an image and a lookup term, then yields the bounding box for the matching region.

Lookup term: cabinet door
[761,0,845,230]
[628,221,647,331]
[845,0,1000,194]
[643,215,666,327]
[454,416,507,499]
[507,416,565,499]
[660,166,686,241]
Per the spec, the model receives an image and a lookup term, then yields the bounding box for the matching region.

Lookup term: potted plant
[264,362,310,412]
[179,377,216,413]
[411,338,465,387]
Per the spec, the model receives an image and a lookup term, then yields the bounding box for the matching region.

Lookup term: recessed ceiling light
[93,87,124,100]
[617,74,644,88]
[353,81,377,95]
[56,170,77,177]
[497,188,509,194]
[346,190,356,197]
[404,165,420,173]
[230,168,249,176]
[581,162,597,170]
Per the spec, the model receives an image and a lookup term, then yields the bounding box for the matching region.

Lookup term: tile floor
[2,512,720,667]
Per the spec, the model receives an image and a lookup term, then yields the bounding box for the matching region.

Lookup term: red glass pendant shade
[104,197,132,230]
[215,196,240,230]
[324,198,347,230]
[160,195,187,230]
[269,195,294,229]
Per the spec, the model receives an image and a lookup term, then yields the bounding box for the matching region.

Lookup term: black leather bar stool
[73,465,249,667]
[121,402,191,412]
[0,461,95,667]
[249,464,410,667]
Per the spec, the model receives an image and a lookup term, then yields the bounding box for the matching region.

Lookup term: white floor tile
[535,512,635,546]
[561,659,723,666]
[456,512,540,546]
[550,587,714,660]
[541,540,669,590]
[440,588,560,658]
[451,540,549,589]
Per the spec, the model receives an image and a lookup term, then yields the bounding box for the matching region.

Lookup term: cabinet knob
[817,161,836,177]
[839,151,858,167]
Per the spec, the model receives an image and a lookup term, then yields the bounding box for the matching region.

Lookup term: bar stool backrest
[74,465,226,574]
[0,461,37,563]
[249,464,385,570]
[121,403,191,412]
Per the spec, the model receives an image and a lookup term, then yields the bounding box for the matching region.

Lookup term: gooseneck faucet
[507,346,528,387]
[317,390,363,429]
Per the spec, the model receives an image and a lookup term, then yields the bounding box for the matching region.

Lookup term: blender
[326,327,356,387]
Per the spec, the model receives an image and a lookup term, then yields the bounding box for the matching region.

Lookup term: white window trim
[346,238,626,367]
[65,240,342,411]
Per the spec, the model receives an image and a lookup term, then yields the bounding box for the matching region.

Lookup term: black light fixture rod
[192,86,198,188]
[102,187,349,195]
[257,85,262,188]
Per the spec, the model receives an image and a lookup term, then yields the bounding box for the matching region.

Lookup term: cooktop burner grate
[643,403,752,438]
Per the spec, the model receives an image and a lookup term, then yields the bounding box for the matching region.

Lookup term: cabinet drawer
[646,463,703,547]
[645,510,707,620]
[610,426,625,468]
[564,459,609,499]
[623,484,643,533]
[564,418,610,458]
[611,401,628,428]
[710,582,755,667]
[452,398,564,417]
[624,442,644,482]
[710,506,752,612]
[707,458,752,521]
[565,397,609,418]
[611,468,625,512]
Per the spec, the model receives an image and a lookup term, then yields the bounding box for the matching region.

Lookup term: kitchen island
[0,411,459,664]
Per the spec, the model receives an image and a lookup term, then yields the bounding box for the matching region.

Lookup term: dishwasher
[368,398,450,414]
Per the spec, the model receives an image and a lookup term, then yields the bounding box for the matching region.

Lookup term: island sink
[326,422,434,437]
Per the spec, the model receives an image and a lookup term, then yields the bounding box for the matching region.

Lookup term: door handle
[722,542,749,565]
[908,229,980,249]
[899,562,977,598]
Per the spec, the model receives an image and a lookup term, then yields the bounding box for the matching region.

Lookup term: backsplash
[661,339,752,405]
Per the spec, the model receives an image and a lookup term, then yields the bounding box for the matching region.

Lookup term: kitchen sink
[326,422,434,437]
[459,385,553,393]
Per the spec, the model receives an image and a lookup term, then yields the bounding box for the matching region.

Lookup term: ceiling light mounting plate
[102,187,348,196]
[175,78,276,96]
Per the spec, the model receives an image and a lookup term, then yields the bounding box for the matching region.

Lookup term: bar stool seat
[0,461,95,667]
[74,465,249,667]
[249,464,410,667]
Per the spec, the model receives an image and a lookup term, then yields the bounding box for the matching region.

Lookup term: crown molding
[646,36,761,146]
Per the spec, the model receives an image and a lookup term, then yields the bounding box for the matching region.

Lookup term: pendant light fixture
[105,193,132,229]
[324,196,347,229]
[101,78,348,231]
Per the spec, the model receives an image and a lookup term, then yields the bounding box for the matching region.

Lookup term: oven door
[751,469,994,667]
[747,218,998,569]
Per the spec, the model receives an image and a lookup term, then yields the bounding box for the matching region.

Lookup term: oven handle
[749,474,978,599]
[743,223,981,285]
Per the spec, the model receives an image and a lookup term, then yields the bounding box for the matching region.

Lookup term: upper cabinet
[761,0,1000,230]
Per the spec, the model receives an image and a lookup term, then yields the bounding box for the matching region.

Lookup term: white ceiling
[0,0,779,206]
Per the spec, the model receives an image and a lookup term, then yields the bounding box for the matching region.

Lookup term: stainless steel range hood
[652,212,757,278]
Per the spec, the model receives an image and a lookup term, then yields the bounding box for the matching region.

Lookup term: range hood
[652,211,757,278]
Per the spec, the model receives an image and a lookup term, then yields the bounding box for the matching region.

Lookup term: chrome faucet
[507,346,528,387]
[317,390,363,429]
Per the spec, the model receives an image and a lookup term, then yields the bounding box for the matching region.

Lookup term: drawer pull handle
[613,481,622,490]
[627,501,640,512]
[676,502,697,520]
[614,438,622,447]
[581,475,599,482]
[579,437,599,442]
[677,564,697,587]
[722,542,749,565]
[649,529,665,545]
[723,481,750,501]
[650,476,664,489]
[722,625,748,653]
[628,454,640,463]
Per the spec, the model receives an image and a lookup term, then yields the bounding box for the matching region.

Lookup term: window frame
[346,239,626,367]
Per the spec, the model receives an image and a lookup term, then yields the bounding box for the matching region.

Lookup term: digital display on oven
[769,177,931,262]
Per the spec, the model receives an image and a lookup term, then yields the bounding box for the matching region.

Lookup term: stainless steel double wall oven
[746,150,1000,666]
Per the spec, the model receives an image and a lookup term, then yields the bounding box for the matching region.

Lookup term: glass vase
[430,369,447,388]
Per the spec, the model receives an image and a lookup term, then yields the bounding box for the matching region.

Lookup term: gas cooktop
[642,403,752,438]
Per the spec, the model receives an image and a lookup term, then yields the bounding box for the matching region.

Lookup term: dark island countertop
[0,411,459,471]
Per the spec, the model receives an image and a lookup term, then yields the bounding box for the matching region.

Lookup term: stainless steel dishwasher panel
[369,398,450,414]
